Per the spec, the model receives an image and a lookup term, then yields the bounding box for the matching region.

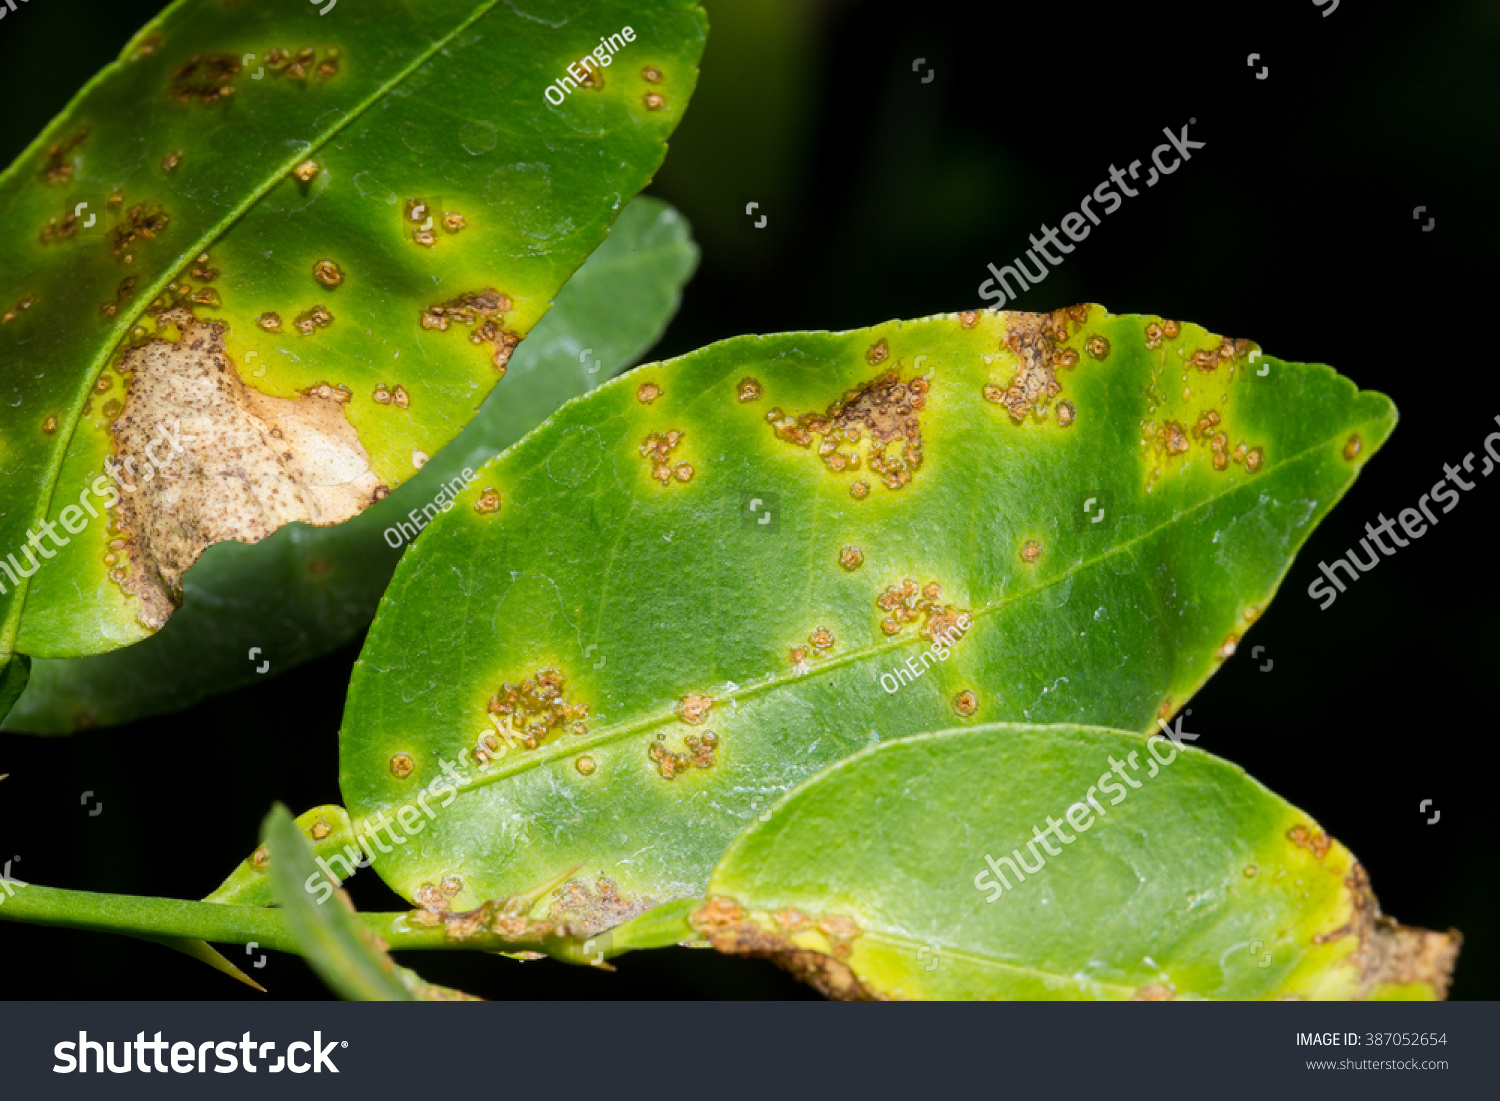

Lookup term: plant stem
[0,883,508,953]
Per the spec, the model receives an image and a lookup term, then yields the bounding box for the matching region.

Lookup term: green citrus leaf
[206,804,356,907]
[689,723,1460,1001]
[4,196,697,733]
[337,305,1395,921]
[263,802,416,1001]
[0,0,705,670]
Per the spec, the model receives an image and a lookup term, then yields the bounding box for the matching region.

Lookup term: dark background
[1,0,1494,999]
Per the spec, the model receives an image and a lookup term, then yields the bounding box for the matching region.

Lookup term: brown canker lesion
[412,871,582,950]
[649,729,718,778]
[39,129,88,186]
[1189,336,1252,372]
[412,870,649,963]
[99,277,139,320]
[1287,824,1331,860]
[2,294,37,325]
[168,53,242,104]
[259,46,341,83]
[372,383,409,408]
[765,369,927,491]
[404,197,466,246]
[691,897,879,1001]
[419,288,520,376]
[109,204,170,264]
[678,694,713,724]
[549,876,656,938]
[476,669,589,763]
[982,309,1084,425]
[1144,405,1264,476]
[640,429,692,486]
[190,252,218,282]
[294,304,333,335]
[876,577,969,643]
[1316,864,1461,999]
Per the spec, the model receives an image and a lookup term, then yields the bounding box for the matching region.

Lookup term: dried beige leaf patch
[112,307,385,627]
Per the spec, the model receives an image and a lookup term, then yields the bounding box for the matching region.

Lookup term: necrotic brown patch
[691,899,879,1000]
[110,309,385,628]
[640,429,687,486]
[988,311,1080,424]
[765,370,927,491]
[40,130,88,186]
[169,53,241,103]
[1332,863,1461,999]
[482,668,587,758]
[550,876,656,937]
[649,728,718,778]
[109,205,170,264]
[420,288,519,374]
[876,577,969,642]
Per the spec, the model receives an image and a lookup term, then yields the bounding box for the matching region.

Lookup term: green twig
[0,883,543,954]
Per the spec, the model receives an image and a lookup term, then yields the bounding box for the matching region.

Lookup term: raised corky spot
[420,288,519,375]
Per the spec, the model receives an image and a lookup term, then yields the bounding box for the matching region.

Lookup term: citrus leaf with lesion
[336,303,1396,925]
[679,723,1460,1001]
[3,196,699,733]
[0,0,706,669]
